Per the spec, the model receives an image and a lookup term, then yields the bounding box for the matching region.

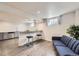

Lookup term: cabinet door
[3,33,8,39]
[0,33,3,40]
[11,33,14,38]
[14,32,19,38]
[8,33,12,39]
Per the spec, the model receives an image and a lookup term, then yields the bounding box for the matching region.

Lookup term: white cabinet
[14,32,18,38]
[8,33,14,39]
[3,33,8,39]
[0,33,3,40]
[0,32,19,41]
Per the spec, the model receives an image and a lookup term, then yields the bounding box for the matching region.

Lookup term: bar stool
[37,34,42,40]
[26,36,33,46]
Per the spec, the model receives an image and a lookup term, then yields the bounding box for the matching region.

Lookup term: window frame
[47,17,59,26]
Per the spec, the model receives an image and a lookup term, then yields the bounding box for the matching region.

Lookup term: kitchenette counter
[18,31,44,46]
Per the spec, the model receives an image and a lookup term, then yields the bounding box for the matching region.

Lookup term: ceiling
[0,2,79,24]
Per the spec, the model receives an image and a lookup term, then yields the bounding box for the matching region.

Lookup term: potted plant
[67,25,79,40]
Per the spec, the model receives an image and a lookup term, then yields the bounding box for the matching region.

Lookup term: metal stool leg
[26,36,33,47]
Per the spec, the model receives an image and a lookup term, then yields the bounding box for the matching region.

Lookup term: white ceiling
[0,2,79,24]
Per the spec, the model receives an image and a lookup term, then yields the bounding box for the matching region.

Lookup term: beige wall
[37,10,78,41]
[75,9,79,25]
[17,23,37,32]
[17,24,27,32]
[0,22,17,32]
[0,22,37,32]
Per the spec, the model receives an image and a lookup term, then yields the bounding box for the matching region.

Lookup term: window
[47,18,59,26]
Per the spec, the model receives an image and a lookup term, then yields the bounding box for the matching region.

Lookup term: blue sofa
[52,35,79,56]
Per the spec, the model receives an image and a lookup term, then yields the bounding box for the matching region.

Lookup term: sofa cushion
[68,39,76,49]
[72,40,79,51]
[61,35,67,43]
[55,46,77,56]
[75,44,79,54]
[53,40,66,46]
[65,37,72,46]
[61,35,72,46]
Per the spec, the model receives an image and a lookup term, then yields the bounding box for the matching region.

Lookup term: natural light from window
[47,18,59,26]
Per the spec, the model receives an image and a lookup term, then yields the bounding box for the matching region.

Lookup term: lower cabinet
[0,32,19,41]
[14,32,19,38]
[0,33,3,40]
[8,33,14,39]
[3,33,8,40]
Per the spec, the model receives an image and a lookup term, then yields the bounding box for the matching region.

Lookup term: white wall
[0,21,37,32]
[17,23,37,32]
[75,9,79,25]
[37,11,77,41]
[17,24,27,32]
[0,22,17,32]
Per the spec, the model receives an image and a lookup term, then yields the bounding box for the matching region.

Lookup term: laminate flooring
[0,39,56,56]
